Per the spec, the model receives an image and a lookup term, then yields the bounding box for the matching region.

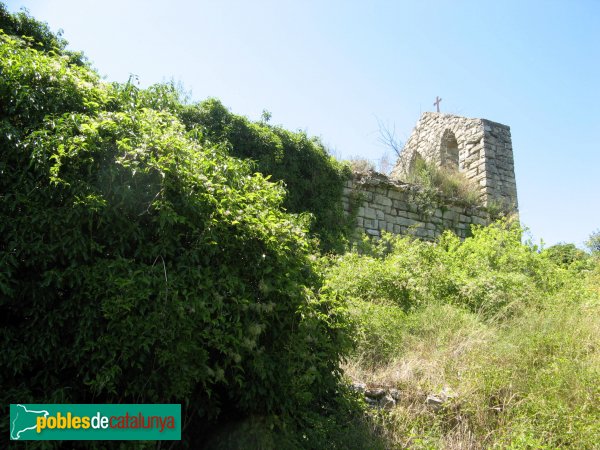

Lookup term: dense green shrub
[0,3,85,65]
[179,99,352,252]
[0,15,352,446]
[325,220,571,317]
[543,242,589,269]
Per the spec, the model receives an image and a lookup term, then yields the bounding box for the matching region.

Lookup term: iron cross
[433,96,442,112]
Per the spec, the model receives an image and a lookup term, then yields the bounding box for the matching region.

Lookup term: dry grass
[406,158,483,207]
[328,226,600,448]
[343,297,600,449]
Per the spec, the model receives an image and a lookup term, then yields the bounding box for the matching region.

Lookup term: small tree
[544,243,589,268]
[586,230,600,253]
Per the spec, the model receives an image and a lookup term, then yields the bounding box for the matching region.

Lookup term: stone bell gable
[390,112,518,211]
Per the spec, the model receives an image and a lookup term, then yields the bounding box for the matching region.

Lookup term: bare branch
[376,117,403,158]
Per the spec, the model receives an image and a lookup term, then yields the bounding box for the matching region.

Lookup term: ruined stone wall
[343,171,489,241]
[390,112,518,211]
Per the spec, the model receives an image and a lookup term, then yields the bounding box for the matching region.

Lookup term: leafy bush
[347,299,407,367]
[325,235,444,311]
[543,242,589,269]
[0,15,352,446]
[179,99,353,252]
[0,3,85,65]
[326,220,566,317]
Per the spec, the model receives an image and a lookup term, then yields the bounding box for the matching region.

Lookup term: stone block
[375,194,393,207]
[385,213,398,224]
[398,217,419,227]
[388,189,406,200]
[414,228,428,237]
[443,210,458,221]
[394,209,408,218]
[408,203,420,213]
[393,200,409,210]
[364,207,376,219]
[431,217,442,225]
[364,218,377,229]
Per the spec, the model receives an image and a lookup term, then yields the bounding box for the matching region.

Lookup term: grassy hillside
[324,221,600,448]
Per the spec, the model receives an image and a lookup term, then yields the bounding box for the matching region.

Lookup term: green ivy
[0,13,352,446]
[179,99,353,253]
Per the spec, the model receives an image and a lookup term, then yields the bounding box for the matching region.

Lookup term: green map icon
[10,404,49,440]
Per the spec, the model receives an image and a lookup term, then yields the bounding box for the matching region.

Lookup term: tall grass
[325,222,600,449]
[406,158,482,207]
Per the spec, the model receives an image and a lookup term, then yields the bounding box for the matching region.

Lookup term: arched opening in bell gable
[440,130,459,171]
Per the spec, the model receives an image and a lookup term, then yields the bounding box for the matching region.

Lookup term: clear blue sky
[6,0,600,248]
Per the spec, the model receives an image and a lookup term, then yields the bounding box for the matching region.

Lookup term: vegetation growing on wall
[406,157,482,207]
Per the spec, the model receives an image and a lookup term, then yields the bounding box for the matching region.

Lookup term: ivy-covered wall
[343,171,490,240]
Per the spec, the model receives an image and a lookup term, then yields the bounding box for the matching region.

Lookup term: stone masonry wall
[343,171,489,241]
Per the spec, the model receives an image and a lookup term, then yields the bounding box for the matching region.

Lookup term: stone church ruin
[342,112,518,240]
